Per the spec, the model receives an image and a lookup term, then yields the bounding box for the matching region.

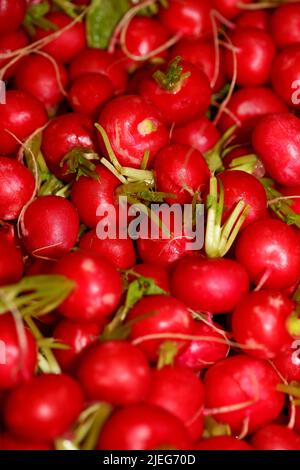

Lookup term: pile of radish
[2,0,300,452]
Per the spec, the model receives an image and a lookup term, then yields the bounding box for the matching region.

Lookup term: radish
[69,48,128,94]
[204,355,285,434]
[127,295,193,361]
[251,424,300,450]
[273,346,300,383]
[270,3,300,48]
[4,374,84,442]
[97,95,169,169]
[175,320,229,371]
[68,73,114,119]
[195,436,253,450]
[236,10,270,31]
[77,340,151,405]
[0,90,47,155]
[159,0,212,39]
[22,196,79,260]
[97,403,191,450]
[171,257,249,314]
[0,433,52,450]
[146,365,205,441]
[0,232,24,285]
[139,58,212,125]
[154,143,210,204]
[53,250,123,322]
[41,113,98,181]
[171,116,221,155]
[271,46,300,109]
[14,54,69,114]
[33,12,86,64]
[53,320,103,372]
[0,29,29,79]
[217,170,268,228]
[128,264,170,293]
[252,113,300,186]
[0,0,27,34]
[0,156,35,220]
[235,219,300,290]
[279,186,300,215]
[224,28,276,87]
[212,0,253,20]
[0,313,37,390]
[232,290,294,360]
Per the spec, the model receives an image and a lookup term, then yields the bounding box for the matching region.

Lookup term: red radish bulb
[171,116,221,154]
[195,436,253,450]
[271,4,300,48]
[0,29,29,79]
[251,424,300,450]
[0,0,27,34]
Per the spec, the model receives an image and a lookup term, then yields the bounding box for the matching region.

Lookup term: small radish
[204,355,285,434]
[195,436,253,450]
[0,232,24,285]
[271,46,300,109]
[175,320,229,371]
[79,229,136,270]
[14,54,69,114]
[0,433,52,450]
[252,113,300,186]
[0,156,35,220]
[127,295,193,361]
[251,424,300,450]
[0,29,29,79]
[139,57,212,125]
[0,313,37,390]
[171,115,221,154]
[146,365,205,441]
[4,374,84,442]
[129,264,170,293]
[270,3,300,48]
[22,196,79,260]
[232,290,294,360]
[171,257,249,314]
[0,90,47,155]
[279,186,300,215]
[98,403,191,450]
[77,340,151,405]
[236,10,270,31]
[154,143,210,204]
[53,250,123,323]
[159,0,212,39]
[235,219,300,290]
[69,48,128,94]
[273,345,300,383]
[0,0,27,34]
[33,12,86,64]
[212,0,254,20]
[68,73,114,119]
[224,28,276,87]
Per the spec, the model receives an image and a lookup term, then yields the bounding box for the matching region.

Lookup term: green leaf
[23,2,57,35]
[87,0,130,49]
[125,276,167,310]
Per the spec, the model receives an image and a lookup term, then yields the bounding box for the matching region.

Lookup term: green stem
[204,126,237,173]
[157,341,178,369]
[153,56,190,92]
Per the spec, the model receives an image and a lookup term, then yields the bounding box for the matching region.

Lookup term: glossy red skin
[129,264,171,293]
[0,0,26,34]
[253,114,300,186]
[0,433,52,450]
[71,164,119,229]
[69,48,128,94]
[154,144,210,204]
[175,320,229,371]
[224,28,276,87]
[79,229,136,270]
[171,116,220,154]
[171,39,225,92]
[295,408,300,434]
[171,257,249,314]
[273,345,300,383]
[236,11,270,31]
[77,341,151,405]
[0,29,29,79]
[195,436,253,450]
[98,95,169,168]
[124,16,168,62]
[218,87,288,143]
[4,374,84,442]
[280,186,300,215]
[0,90,47,155]
[14,55,69,113]
[232,290,294,360]
[22,196,79,260]
[127,295,193,361]
[212,0,253,20]
[0,314,37,390]
[271,4,300,48]
[41,113,98,181]
[204,355,285,434]
[98,404,191,450]
[251,425,300,450]
[0,233,24,285]
[0,156,35,220]
[159,0,212,39]
[34,12,86,64]
[140,61,212,125]
[236,219,300,290]
[53,250,123,322]
[217,170,268,228]
[68,73,114,119]
[271,46,300,109]
[146,366,205,441]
